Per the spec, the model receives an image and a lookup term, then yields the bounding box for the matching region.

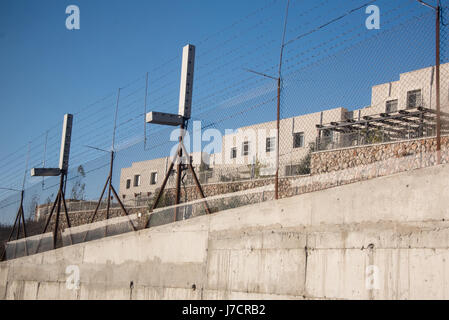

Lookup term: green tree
[365,128,384,145]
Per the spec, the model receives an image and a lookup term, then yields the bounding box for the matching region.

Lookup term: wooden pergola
[316,107,449,151]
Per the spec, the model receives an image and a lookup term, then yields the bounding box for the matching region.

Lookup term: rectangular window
[323,130,333,138]
[126,179,131,189]
[407,90,422,109]
[266,137,275,153]
[386,99,398,113]
[133,175,141,187]
[242,141,250,156]
[293,132,304,149]
[345,111,354,120]
[150,172,158,185]
[230,147,237,159]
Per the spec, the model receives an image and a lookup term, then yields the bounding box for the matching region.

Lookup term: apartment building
[119,64,449,200]
[119,152,209,202]
[358,63,449,117]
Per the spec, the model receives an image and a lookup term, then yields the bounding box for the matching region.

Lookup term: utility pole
[245,0,290,200]
[276,0,290,200]
[417,0,441,164]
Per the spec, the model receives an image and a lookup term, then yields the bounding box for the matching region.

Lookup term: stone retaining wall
[3,164,449,300]
[311,136,449,175]
[36,136,449,238]
[41,177,295,234]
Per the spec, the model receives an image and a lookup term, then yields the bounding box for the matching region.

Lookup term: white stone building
[119,64,449,200]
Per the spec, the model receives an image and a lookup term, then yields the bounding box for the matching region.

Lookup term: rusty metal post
[436,4,442,164]
[174,122,185,221]
[41,192,60,235]
[275,0,290,200]
[152,161,176,211]
[187,162,211,215]
[110,185,137,231]
[275,78,281,200]
[103,87,121,235]
[418,0,442,163]
[104,152,114,238]
[53,173,64,249]
[19,190,27,239]
[61,190,73,245]
[244,0,289,200]
[19,190,28,256]
[87,176,110,225]
[0,195,23,261]
[179,143,212,215]
[106,151,114,220]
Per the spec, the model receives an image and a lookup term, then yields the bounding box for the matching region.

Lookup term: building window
[150,172,158,185]
[386,99,398,113]
[323,129,333,141]
[293,132,304,148]
[407,89,422,109]
[242,141,250,156]
[266,137,275,153]
[133,175,141,187]
[345,111,354,120]
[230,147,237,159]
[126,179,131,189]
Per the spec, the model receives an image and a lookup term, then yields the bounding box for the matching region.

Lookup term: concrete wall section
[1,164,449,300]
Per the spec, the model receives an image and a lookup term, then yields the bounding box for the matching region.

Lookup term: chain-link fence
[1,0,448,261]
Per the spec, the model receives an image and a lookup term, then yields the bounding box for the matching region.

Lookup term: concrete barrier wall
[1,164,449,300]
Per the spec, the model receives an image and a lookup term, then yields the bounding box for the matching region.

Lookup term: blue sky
[0,0,443,222]
[0,0,261,152]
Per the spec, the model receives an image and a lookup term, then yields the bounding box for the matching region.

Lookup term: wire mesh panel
[439,3,449,164]
[278,0,446,198]
[61,214,139,245]
[4,238,29,261]
[5,232,54,260]
[1,0,448,260]
[147,183,274,229]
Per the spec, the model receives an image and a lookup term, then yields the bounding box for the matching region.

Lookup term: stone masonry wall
[40,177,294,236]
[311,136,449,176]
[37,136,449,240]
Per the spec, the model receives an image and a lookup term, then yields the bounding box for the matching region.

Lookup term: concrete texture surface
[1,164,449,300]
